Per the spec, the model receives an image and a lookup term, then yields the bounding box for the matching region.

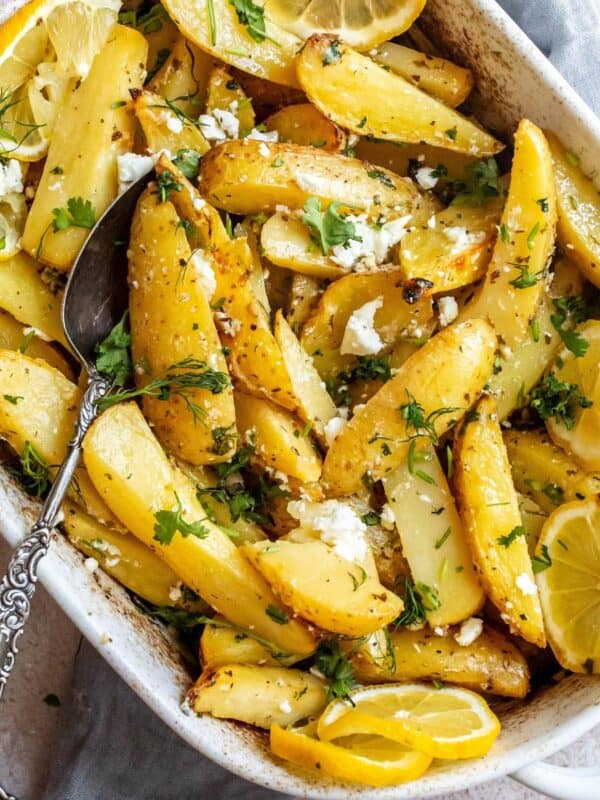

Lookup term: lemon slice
[0,192,27,260]
[0,0,120,160]
[270,721,432,786]
[317,683,501,760]
[543,320,600,471]
[535,497,600,673]
[265,0,427,50]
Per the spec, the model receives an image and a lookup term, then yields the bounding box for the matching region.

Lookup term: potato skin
[322,319,496,496]
[129,187,235,464]
[453,395,546,648]
[351,626,530,698]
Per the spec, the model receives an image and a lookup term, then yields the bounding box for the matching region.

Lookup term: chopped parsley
[445,126,458,140]
[301,197,358,255]
[451,158,499,207]
[509,260,543,289]
[357,116,367,128]
[172,149,202,180]
[156,170,183,203]
[322,40,342,65]
[550,296,590,358]
[2,394,22,405]
[527,221,541,250]
[532,543,552,573]
[531,318,540,342]
[266,604,289,625]
[497,525,525,547]
[94,311,132,386]
[498,222,511,243]
[153,492,210,545]
[434,527,451,549]
[361,511,381,526]
[211,423,237,456]
[314,639,357,701]
[366,169,395,189]
[531,372,592,429]
[339,355,391,385]
[229,0,272,44]
[536,197,549,212]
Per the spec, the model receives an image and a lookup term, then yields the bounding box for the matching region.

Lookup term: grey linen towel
[42,3,600,799]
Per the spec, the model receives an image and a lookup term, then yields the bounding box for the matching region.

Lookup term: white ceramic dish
[1,1,600,797]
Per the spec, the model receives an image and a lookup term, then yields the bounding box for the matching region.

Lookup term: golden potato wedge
[546,131,600,286]
[453,395,545,647]
[264,103,346,152]
[234,391,322,484]
[147,34,212,116]
[300,270,433,382]
[188,664,327,728]
[161,0,301,87]
[384,443,484,627]
[0,350,119,525]
[487,256,584,420]
[260,212,347,280]
[205,64,255,135]
[458,119,557,349]
[287,274,323,334]
[234,218,271,319]
[0,309,74,380]
[0,252,68,348]
[63,502,208,611]
[518,494,547,557]
[398,197,504,293]
[505,428,600,514]
[142,5,180,85]
[199,140,428,219]
[355,138,477,181]
[200,615,300,669]
[297,36,503,157]
[134,89,210,156]
[242,540,402,636]
[128,188,235,464]
[372,42,474,108]
[322,319,496,495]
[21,25,147,270]
[351,626,530,698]
[83,403,317,657]
[273,310,337,443]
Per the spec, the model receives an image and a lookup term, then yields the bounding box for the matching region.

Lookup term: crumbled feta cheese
[415,166,439,190]
[117,152,156,194]
[455,617,483,646]
[287,499,368,563]
[437,296,459,328]
[169,584,183,602]
[193,197,206,211]
[499,344,513,360]
[330,214,411,269]
[212,108,240,139]
[340,297,384,356]
[198,114,228,141]
[279,700,292,713]
[22,325,50,342]
[324,415,347,446]
[433,626,448,637]
[380,503,396,530]
[347,133,360,148]
[84,557,99,573]
[295,170,324,194]
[0,159,23,197]
[516,572,538,596]
[258,142,270,158]
[443,225,487,255]
[189,250,217,299]
[166,115,184,133]
[246,128,279,142]
[216,311,241,337]
[427,215,437,229]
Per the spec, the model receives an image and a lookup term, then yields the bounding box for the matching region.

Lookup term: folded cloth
[42,3,599,799]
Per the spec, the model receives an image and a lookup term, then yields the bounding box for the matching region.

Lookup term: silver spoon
[0,172,152,701]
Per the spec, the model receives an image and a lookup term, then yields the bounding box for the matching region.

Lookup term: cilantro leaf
[229,0,269,43]
[172,148,202,180]
[156,170,183,203]
[94,311,132,386]
[153,493,210,545]
[550,296,590,358]
[53,196,96,230]
[451,158,499,207]
[301,197,358,255]
[314,639,357,701]
[508,260,543,289]
[531,372,592,429]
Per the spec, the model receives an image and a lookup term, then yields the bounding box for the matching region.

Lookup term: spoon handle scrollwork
[0,372,110,702]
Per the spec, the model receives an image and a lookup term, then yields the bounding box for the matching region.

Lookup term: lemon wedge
[535,497,600,674]
[0,0,120,160]
[265,0,427,50]
[317,683,501,759]
[270,721,432,786]
[543,320,600,471]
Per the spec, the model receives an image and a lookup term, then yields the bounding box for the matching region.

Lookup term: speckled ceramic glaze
[1,1,600,798]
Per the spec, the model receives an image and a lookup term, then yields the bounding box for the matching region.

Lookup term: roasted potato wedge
[21,25,147,270]
[129,187,235,464]
[234,391,322,484]
[83,403,317,658]
[134,89,210,156]
[372,42,474,108]
[458,119,557,349]
[351,626,530,698]
[0,309,74,380]
[300,270,433,382]
[229,69,306,118]
[273,310,337,443]
[297,36,503,157]
[200,615,300,669]
[205,64,255,135]
[384,443,484,627]
[264,103,346,152]
[453,395,545,647]
[188,664,327,728]
[261,212,347,280]
[161,0,301,87]
[242,539,403,636]
[147,34,212,116]
[546,131,600,287]
[504,428,600,514]
[323,319,496,495]
[199,140,429,219]
[287,274,323,334]
[355,138,477,181]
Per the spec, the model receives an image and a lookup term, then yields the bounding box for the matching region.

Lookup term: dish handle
[512,761,600,799]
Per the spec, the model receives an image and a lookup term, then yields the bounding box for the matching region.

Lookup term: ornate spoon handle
[0,373,110,702]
